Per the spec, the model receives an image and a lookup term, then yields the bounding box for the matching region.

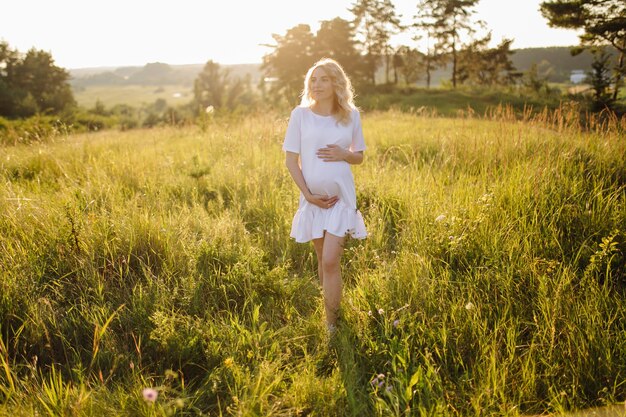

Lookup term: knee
[322,257,340,273]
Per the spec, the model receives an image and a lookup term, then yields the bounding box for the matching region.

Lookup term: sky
[1,0,582,69]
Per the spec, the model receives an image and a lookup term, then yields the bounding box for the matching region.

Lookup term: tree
[540,0,626,101]
[421,30,445,88]
[16,49,75,114]
[193,60,250,111]
[313,18,363,82]
[0,42,75,118]
[350,0,402,84]
[261,24,316,103]
[416,0,483,88]
[194,60,228,109]
[588,48,614,110]
[411,21,447,88]
[523,61,554,95]
[394,45,424,85]
[0,42,21,116]
[457,35,520,86]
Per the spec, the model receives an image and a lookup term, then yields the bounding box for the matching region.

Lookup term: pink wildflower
[142,388,158,403]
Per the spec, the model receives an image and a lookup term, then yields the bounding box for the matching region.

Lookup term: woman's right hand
[305,193,339,209]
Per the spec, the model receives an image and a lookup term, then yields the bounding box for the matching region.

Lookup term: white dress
[282,106,367,243]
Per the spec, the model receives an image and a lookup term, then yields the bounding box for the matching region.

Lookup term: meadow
[1,108,626,416]
[73,85,194,109]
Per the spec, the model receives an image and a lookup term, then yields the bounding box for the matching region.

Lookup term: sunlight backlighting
[1,0,582,68]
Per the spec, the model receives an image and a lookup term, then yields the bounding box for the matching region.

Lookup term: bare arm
[316,145,364,164]
[285,152,311,198]
[285,152,338,209]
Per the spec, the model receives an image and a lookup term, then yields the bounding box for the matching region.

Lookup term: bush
[0,115,69,145]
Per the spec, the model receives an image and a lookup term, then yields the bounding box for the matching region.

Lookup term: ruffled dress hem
[289,200,367,243]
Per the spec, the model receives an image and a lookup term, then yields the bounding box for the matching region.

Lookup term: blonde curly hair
[300,58,356,125]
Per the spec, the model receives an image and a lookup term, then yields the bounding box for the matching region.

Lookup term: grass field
[1,110,626,416]
[73,84,554,116]
[73,85,193,109]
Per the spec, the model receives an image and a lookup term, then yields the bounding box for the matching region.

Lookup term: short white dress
[283,106,367,243]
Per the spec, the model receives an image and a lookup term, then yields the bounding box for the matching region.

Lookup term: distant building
[570,70,586,84]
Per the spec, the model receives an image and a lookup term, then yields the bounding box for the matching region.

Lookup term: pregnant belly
[307,177,340,196]
[305,162,350,197]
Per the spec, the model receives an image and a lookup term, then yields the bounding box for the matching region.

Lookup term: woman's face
[309,67,334,102]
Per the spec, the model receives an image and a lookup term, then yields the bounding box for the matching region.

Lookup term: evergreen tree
[541,0,626,101]
[523,62,553,95]
[193,60,251,111]
[457,35,520,86]
[588,48,614,110]
[350,0,402,85]
[403,14,440,87]
[415,0,483,88]
[421,30,445,88]
[194,60,228,109]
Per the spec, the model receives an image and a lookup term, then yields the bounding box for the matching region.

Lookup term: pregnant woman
[282,58,367,333]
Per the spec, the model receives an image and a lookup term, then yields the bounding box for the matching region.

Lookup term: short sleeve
[350,110,366,152]
[282,107,302,154]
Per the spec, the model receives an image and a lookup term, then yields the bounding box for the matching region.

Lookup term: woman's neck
[311,100,334,116]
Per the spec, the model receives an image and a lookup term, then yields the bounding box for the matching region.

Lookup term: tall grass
[1,109,625,416]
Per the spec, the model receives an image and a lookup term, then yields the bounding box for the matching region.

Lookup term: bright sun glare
[1,0,581,68]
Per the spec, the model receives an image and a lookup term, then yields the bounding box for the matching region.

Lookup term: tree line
[1,0,624,121]
[255,0,625,106]
[259,0,520,102]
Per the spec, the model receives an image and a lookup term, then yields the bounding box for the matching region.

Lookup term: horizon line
[67,44,584,71]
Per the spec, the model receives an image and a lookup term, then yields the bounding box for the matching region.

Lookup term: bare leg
[312,237,324,286]
[321,232,345,327]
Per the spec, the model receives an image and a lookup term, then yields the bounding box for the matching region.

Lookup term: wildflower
[393,319,400,328]
[479,193,494,205]
[368,310,373,317]
[465,302,475,310]
[371,373,386,388]
[378,308,384,315]
[224,357,234,368]
[385,384,393,393]
[435,214,446,223]
[142,388,158,403]
[205,105,215,114]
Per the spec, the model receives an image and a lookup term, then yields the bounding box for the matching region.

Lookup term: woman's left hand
[317,144,347,162]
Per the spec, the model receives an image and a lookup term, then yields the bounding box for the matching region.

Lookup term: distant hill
[69,46,613,89]
[510,46,615,82]
[415,46,613,86]
[69,63,262,89]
